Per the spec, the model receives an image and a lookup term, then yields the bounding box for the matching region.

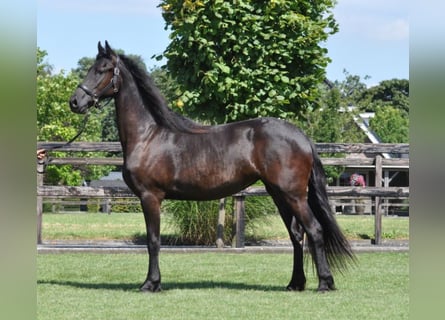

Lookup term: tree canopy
[358,79,409,115]
[158,0,338,123]
[369,106,409,143]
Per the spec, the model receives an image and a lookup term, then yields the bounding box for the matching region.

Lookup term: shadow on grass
[38,280,140,292]
[131,233,233,246]
[37,279,286,292]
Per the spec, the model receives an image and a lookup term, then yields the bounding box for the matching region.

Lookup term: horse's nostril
[70,97,78,108]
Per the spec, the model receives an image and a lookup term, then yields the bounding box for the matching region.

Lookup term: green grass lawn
[246,214,408,241]
[41,212,409,243]
[37,252,408,320]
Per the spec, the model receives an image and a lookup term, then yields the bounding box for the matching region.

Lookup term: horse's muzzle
[69,93,91,114]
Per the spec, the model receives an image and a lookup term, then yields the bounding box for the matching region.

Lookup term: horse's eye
[95,63,109,74]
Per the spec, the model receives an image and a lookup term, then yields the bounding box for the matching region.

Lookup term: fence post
[100,198,111,214]
[233,195,246,248]
[216,198,226,248]
[383,170,389,215]
[374,155,383,245]
[36,156,46,245]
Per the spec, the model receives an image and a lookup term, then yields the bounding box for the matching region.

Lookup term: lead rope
[60,112,91,147]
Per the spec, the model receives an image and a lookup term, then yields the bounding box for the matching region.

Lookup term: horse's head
[69,41,121,114]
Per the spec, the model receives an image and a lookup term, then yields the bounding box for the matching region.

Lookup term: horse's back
[248,117,313,158]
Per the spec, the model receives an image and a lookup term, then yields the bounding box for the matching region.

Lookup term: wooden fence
[37,142,409,247]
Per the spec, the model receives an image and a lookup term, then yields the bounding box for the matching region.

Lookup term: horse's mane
[118,54,208,133]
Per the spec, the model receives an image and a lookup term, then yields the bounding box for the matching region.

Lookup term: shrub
[162,200,229,245]
[162,195,277,246]
[110,198,142,213]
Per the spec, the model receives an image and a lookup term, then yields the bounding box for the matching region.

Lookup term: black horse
[69,41,354,292]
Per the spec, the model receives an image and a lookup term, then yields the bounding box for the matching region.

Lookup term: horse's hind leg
[289,197,335,291]
[273,191,334,292]
[277,208,306,291]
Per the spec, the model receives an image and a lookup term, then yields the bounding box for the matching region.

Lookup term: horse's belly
[164,176,258,201]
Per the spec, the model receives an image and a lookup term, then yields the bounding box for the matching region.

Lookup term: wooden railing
[37,142,409,247]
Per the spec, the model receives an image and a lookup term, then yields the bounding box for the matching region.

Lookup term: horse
[69,41,354,293]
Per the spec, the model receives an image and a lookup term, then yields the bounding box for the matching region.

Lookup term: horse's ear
[98,41,106,56]
[104,41,116,57]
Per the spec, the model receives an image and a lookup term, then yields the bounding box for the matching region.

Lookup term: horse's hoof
[317,283,336,292]
[286,284,305,291]
[140,282,161,293]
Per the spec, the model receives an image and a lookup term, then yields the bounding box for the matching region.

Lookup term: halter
[77,56,121,108]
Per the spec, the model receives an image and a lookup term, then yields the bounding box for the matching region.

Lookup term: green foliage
[159,0,338,122]
[37,60,83,142]
[149,66,183,110]
[325,71,409,145]
[44,165,82,186]
[369,106,409,143]
[71,56,95,79]
[162,200,231,245]
[163,196,277,245]
[333,69,370,108]
[358,79,409,115]
[110,199,143,213]
[299,87,364,143]
[37,47,53,76]
[332,71,409,116]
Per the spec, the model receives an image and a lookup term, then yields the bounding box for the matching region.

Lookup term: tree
[149,66,182,110]
[158,0,338,123]
[37,47,53,76]
[302,87,364,143]
[368,106,409,143]
[328,73,409,143]
[37,49,89,145]
[333,69,370,108]
[358,79,409,115]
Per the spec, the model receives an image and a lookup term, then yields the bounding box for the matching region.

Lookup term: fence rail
[43,156,409,167]
[37,142,409,247]
[37,141,409,154]
[37,185,409,199]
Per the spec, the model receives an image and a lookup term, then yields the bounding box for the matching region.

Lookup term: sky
[37,0,408,87]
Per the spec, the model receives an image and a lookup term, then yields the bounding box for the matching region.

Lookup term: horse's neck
[114,73,156,153]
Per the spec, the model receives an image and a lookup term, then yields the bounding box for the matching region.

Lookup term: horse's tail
[307,143,356,271]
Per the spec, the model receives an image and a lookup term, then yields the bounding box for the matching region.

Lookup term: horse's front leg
[139,193,162,292]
